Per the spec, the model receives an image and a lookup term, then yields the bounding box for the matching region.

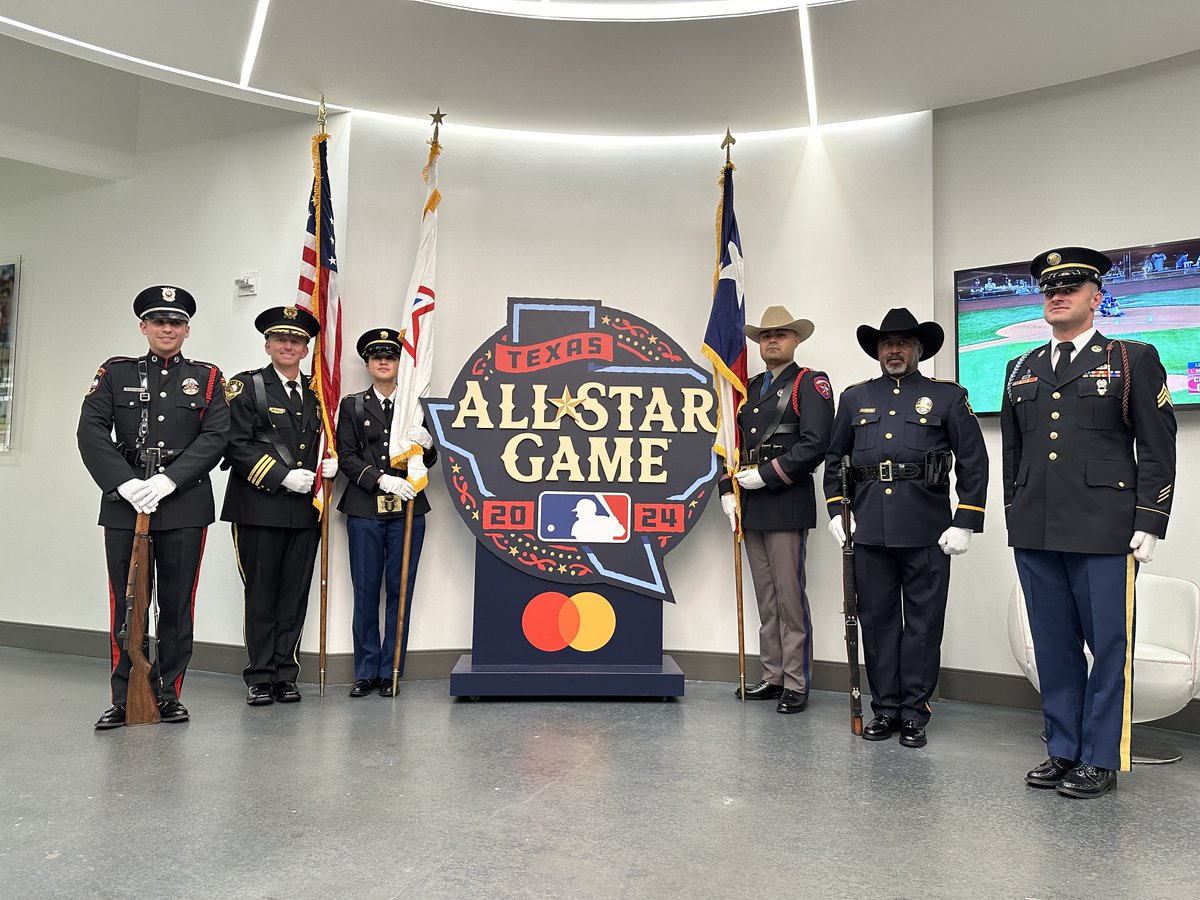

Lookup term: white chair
[1007,572,1200,764]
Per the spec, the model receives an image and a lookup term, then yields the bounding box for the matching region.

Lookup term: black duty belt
[850,461,925,483]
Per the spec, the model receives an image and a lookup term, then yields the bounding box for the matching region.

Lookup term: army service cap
[1030,247,1112,292]
[255,305,320,341]
[133,285,196,322]
[356,327,405,361]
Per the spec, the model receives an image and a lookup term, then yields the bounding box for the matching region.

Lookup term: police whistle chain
[121,447,162,725]
[839,456,864,736]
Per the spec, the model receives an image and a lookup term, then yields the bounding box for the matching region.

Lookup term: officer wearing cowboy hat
[1002,247,1177,798]
[718,305,834,714]
[220,305,338,706]
[823,307,987,748]
[78,285,230,729]
[335,328,438,698]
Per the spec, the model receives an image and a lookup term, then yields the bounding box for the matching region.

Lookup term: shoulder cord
[1105,340,1132,428]
[1005,348,1037,404]
[790,367,811,415]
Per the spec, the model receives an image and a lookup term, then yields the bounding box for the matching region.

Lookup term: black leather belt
[850,461,924,483]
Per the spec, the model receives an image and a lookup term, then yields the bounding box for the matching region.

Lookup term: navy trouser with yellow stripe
[1016,549,1136,772]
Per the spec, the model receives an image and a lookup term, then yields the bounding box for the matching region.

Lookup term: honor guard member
[718,306,834,714]
[824,308,987,748]
[1002,247,1177,798]
[336,329,438,698]
[77,285,230,729]
[221,306,338,706]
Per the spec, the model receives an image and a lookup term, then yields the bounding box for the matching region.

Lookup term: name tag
[269,406,287,414]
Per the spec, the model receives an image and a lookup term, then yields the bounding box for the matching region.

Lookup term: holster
[924,450,953,488]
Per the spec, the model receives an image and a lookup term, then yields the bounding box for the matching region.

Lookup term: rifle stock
[839,456,864,735]
[123,451,161,725]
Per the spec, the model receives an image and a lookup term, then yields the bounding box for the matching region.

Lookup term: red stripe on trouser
[107,563,120,701]
[174,527,207,699]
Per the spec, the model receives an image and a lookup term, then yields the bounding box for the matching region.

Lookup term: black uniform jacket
[1001,334,1177,554]
[719,363,834,531]
[823,370,987,548]
[220,366,323,529]
[335,390,437,518]
[77,352,229,530]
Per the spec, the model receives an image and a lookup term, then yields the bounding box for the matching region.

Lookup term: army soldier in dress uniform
[77,285,230,729]
[718,306,834,714]
[824,308,987,748]
[221,306,338,706]
[335,329,438,698]
[1002,247,1177,798]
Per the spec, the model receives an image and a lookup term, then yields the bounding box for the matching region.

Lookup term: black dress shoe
[862,714,898,741]
[349,678,377,698]
[734,680,784,701]
[247,683,274,706]
[378,679,397,698]
[158,698,189,723]
[95,704,126,730]
[898,719,927,748]
[776,689,809,714]
[1026,756,1078,788]
[272,681,302,703]
[1056,764,1117,799]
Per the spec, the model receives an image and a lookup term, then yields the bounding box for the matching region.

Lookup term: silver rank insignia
[915,396,933,415]
[182,377,200,396]
[1096,378,1107,396]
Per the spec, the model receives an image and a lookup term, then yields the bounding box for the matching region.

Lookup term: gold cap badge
[1047,252,1062,266]
[284,306,298,319]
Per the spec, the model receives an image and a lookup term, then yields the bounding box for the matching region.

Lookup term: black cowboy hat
[856,307,944,360]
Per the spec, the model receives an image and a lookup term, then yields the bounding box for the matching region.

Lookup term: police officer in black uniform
[718,305,834,714]
[221,305,338,706]
[77,285,230,729]
[1002,247,1177,798]
[336,329,437,698]
[824,308,987,748]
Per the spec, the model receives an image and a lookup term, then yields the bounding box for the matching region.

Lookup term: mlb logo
[537,492,631,544]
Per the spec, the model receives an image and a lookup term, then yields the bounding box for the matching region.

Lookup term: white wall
[0,42,934,665]
[934,51,1200,674]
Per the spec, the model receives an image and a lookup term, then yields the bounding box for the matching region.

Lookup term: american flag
[296,131,343,511]
[701,161,748,475]
[388,133,442,492]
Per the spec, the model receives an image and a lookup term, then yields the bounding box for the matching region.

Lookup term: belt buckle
[878,460,893,482]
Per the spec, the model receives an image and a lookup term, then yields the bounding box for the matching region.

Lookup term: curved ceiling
[2,0,1200,135]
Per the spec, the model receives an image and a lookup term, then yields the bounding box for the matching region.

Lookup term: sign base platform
[449,654,684,698]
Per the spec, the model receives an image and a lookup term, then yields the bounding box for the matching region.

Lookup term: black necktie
[382,397,393,422]
[1053,342,1074,380]
[285,380,302,416]
[759,371,774,399]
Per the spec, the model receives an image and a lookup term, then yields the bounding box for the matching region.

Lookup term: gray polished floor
[2,646,1198,899]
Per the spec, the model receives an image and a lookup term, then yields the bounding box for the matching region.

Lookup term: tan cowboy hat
[743,305,815,342]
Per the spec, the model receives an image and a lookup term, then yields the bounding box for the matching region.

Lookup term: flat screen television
[954,237,1200,415]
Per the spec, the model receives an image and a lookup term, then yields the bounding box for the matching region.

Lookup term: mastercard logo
[522,590,616,652]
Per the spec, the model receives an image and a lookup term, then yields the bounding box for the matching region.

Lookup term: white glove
[118,478,157,514]
[281,468,316,494]
[827,513,856,547]
[378,474,416,501]
[1130,530,1158,564]
[735,468,766,490]
[145,473,176,505]
[320,458,339,478]
[407,454,428,486]
[938,526,972,556]
[407,425,434,449]
[719,494,737,533]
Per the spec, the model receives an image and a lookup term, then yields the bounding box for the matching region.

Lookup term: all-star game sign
[423,298,718,696]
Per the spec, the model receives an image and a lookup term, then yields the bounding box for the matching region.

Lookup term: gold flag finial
[317,94,327,134]
[722,128,736,164]
[430,107,447,144]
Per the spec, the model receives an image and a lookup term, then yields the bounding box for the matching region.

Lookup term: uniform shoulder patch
[86,366,107,396]
[812,374,832,399]
[225,379,245,402]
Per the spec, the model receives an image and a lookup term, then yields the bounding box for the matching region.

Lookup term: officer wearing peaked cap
[718,305,834,714]
[336,328,438,697]
[1002,247,1177,798]
[77,285,230,729]
[221,305,336,706]
[823,307,988,749]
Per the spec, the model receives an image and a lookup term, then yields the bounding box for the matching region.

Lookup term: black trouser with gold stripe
[233,524,321,686]
[104,526,206,704]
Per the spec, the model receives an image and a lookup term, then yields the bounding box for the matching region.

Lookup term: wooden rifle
[119,447,162,725]
[839,455,864,735]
